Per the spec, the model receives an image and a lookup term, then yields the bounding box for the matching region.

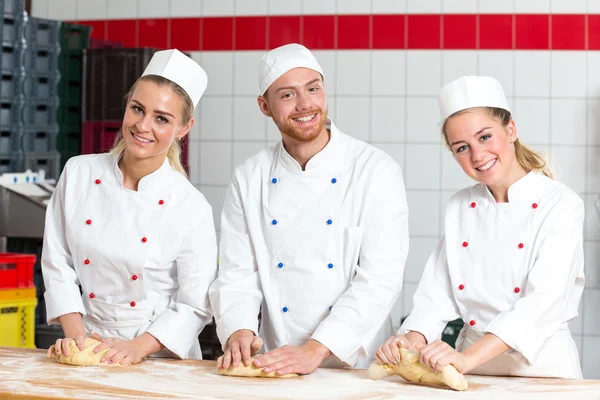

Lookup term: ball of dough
[53,338,129,367]
[216,357,298,378]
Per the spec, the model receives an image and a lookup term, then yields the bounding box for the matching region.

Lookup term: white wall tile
[201,52,234,96]
[336,51,371,96]
[188,139,201,184]
[406,51,442,96]
[199,185,228,231]
[47,0,77,19]
[515,52,551,97]
[550,99,587,146]
[137,0,169,18]
[590,0,600,13]
[233,52,263,96]
[405,97,441,143]
[269,0,302,15]
[313,51,337,95]
[233,97,266,140]
[588,100,600,146]
[406,0,441,13]
[442,51,478,87]
[200,142,233,185]
[326,97,336,124]
[336,0,371,14]
[588,146,600,192]
[107,0,138,18]
[550,146,587,194]
[585,241,600,288]
[372,0,406,13]
[76,0,107,19]
[514,0,550,13]
[199,97,233,140]
[372,51,406,96]
[588,53,600,99]
[582,336,600,379]
[202,0,234,16]
[373,143,405,170]
[441,148,477,190]
[478,0,514,13]
[371,97,405,142]
[335,97,371,142]
[584,288,600,334]
[406,190,441,236]
[585,194,600,241]
[235,0,267,15]
[551,0,586,13]
[550,52,587,98]
[170,0,203,17]
[405,237,438,283]
[478,51,515,97]
[30,0,49,18]
[442,0,477,13]
[233,142,266,169]
[514,99,550,145]
[302,0,336,14]
[402,282,419,317]
[405,144,441,190]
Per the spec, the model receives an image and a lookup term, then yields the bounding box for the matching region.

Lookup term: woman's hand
[92,333,162,365]
[416,340,470,374]
[47,333,102,358]
[375,334,415,364]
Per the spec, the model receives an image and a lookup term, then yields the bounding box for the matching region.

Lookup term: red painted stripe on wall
[76,14,595,51]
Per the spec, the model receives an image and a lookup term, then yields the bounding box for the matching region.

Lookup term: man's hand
[217,329,263,369]
[375,334,415,365]
[252,339,331,376]
[416,341,470,374]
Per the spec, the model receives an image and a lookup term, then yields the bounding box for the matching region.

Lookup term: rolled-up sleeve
[208,170,263,348]
[311,161,409,366]
[399,237,461,344]
[146,200,218,359]
[42,159,86,325]
[485,196,585,364]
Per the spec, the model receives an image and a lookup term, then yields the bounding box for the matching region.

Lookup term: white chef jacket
[401,171,584,378]
[42,153,218,359]
[209,120,409,368]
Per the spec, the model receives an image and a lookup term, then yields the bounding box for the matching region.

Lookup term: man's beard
[277,107,328,143]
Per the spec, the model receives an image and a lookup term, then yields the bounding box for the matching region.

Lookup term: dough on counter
[367,348,468,391]
[53,338,129,367]
[216,357,298,378]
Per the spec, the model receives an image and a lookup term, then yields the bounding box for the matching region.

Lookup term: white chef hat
[438,76,510,120]
[258,43,324,95]
[142,49,207,108]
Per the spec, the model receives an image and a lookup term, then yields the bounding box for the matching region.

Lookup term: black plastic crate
[0,69,23,100]
[0,100,22,126]
[59,49,83,81]
[1,0,25,17]
[23,71,59,101]
[22,100,58,127]
[0,126,20,153]
[0,14,25,45]
[83,47,156,121]
[57,127,80,154]
[24,46,60,73]
[60,22,90,50]
[1,43,25,70]
[25,18,60,48]
[21,126,58,152]
[22,151,60,179]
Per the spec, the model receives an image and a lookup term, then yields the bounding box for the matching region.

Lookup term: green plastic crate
[59,23,90,50]
[57,128,81,154]
[57,104,81,128]
[58,49,83,81]
[58,79,81,105]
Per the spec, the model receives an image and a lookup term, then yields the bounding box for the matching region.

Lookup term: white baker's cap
[438,76,510,120]
[142,49,207,108]
[258,43,323,95]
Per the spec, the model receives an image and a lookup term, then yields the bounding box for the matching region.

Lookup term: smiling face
[121,79,192,162]
[257,67,328,144]
[443,107,522,188]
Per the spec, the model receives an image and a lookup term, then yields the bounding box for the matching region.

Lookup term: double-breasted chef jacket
[42,153,218,359]
[209,120,410,368]
[401,171,585,378]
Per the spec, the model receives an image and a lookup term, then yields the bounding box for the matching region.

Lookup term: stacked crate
[0,0,26,175]
[22,16,61,179]
[0,252,37,348]
[57,22,89,170]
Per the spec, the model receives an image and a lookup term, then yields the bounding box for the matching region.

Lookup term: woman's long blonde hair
[441,107,555,179]
[110,74,193,177]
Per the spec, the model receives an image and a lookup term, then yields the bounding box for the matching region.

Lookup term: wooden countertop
[1,347,599,399]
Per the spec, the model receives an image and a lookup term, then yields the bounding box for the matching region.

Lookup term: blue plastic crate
[0,125,21,153]
[0,70,23,101]
[20,126,58,153]
[0,14,25,45]
[1,43,25,71]
[23,71,59,101]
[22,151,60,179]
[1,0,25,17]
[25,18,60,48]
[24,46,60,73]
[0,100,22,126]
[0,152,20,174]
[22,100,58,127]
